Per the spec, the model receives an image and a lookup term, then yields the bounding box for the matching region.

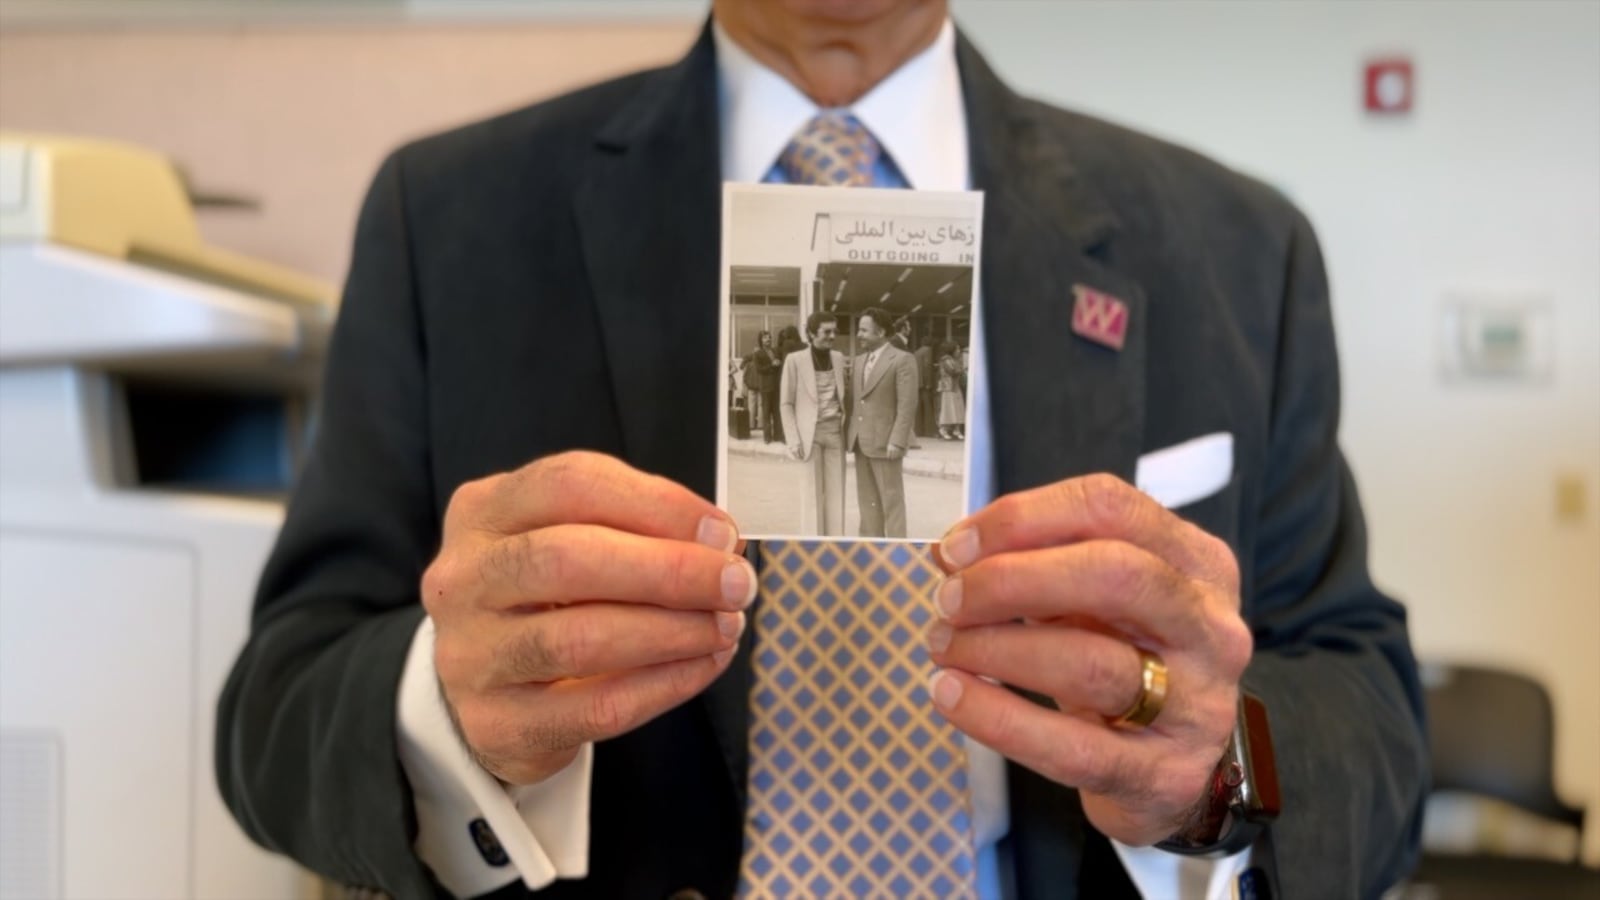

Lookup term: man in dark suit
[891,315,913,353]
[890,314,925,450]
[847,307,920,538]
[914,328,937,439]
[743,330,783,444]
[216,1,1427,898]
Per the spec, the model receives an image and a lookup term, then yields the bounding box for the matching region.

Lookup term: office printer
[0,134,332,899]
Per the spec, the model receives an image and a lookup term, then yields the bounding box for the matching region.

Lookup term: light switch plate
[1438,295,1554,383]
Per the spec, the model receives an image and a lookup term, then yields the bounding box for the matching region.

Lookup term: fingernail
[941,526,979,569]
[929,670,963,709]
[722,558,757,609]
[696,516,737,552]
[927,623,953,654]
[936,576,963,619]
[713,646,737,666]
[716,610,746,641]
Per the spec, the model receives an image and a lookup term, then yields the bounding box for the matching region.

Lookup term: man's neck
[712,0,947,106]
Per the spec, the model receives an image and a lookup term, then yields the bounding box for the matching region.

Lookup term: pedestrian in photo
[937,339,966,441]
[776,324,805,361]
[914,328,937,438]
[744,330,783,443]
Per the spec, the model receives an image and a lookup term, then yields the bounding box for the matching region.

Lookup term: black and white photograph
[717,183,984,541]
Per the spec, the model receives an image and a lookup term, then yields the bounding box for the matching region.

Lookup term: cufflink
[469,818,510,867]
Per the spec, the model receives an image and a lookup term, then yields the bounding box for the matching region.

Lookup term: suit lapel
[959,37,1147,492]
[799,351,818,400]
[577,27,722,490]
[574,25,752,812]
[862,345,897,396]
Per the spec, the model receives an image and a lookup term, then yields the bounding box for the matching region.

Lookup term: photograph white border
[715,182,986,543]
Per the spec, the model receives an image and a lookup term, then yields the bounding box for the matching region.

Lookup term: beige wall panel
[0,23,700,285]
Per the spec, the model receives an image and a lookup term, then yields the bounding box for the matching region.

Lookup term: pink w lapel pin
[1071,284,1130,351]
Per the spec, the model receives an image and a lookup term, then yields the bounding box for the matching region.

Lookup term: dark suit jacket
[914,344,935,391]
[216,23,1427,900]
[744,347,780,393]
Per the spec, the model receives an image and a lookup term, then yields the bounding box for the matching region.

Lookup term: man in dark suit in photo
[847,307,920,538]
[914,325,937,439]
[216,1,1428,897]
[891,314,924,450]
[891,315,913,353]
[743,330,783,444]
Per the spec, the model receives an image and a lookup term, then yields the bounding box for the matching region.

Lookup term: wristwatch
[1157,691,1281,857]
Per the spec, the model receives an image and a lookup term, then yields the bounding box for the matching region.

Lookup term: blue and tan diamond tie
[776,112,883,188]
[738,541,977,898]
[739,115,976,899]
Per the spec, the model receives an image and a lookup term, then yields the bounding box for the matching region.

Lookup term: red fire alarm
[1365,58,1414,114]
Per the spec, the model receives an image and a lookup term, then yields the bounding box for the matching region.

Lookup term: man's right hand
[421,451,755,786]
[788,443,805,461]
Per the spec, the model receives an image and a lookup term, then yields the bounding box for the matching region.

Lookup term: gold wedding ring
[1109,649,1169,730]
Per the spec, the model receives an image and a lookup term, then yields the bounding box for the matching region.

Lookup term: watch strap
[1156,691,1280,857]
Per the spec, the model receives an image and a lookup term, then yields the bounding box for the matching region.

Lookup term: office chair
[1403,662,1598,899]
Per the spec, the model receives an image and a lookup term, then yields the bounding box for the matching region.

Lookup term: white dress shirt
[860,345,884,384]
[396,17,1250,899]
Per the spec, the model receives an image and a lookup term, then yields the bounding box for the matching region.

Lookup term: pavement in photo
[726,429,967,539]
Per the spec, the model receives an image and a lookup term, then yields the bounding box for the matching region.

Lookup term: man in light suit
[847,306,920,538]
[779,312,849,535]
[217,1,1427,897]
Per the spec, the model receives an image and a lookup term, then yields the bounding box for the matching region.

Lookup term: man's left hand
[927,473,1253,845]
[887,444,906,461]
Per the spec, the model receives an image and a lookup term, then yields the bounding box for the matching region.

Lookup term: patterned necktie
[741,111,976,899]
[777,113,882,187]
[739,542,976,898]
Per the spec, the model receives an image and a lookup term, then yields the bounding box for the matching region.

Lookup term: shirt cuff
[1112,840,1252,900]
[395,616,593,897]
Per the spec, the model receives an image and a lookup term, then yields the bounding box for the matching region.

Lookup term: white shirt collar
[713,18,969,191]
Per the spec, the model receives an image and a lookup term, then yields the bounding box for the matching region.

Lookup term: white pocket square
[1134,432,1234,509]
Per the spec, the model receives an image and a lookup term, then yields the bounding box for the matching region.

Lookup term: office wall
[2,0,1596,865]
[0,21,698,284]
